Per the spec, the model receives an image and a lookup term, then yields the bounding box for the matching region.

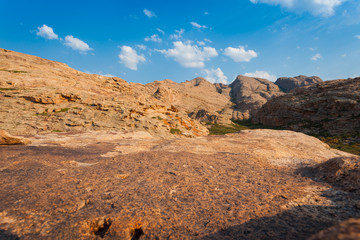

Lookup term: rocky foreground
[1,130,359,239]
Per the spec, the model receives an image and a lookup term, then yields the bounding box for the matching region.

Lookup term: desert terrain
[1,49,359,239]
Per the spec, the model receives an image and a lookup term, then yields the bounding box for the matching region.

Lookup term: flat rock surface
[1,130,359,239]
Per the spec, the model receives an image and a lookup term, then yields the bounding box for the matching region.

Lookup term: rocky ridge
[229,75,284,119]
[0,49,289,137]
[254,77,360,136]
[275,75,323,93]
[0,48,209,137]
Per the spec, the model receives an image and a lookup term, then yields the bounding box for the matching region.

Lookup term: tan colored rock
[229,75,284,119]
[254,77,360,136]
[275,75,323,92]
[314,156,360,192]
[0,130,31,145]
[0,48,209,138]
[0,130,358,239]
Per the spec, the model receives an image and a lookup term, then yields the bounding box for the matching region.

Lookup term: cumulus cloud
[244,70,277,82]
[36,24,58,40]
[203,68,228,84]
[158,41,218,68]
[144,34,162,43]
[118,46,146,70]
[249,0,347,16]
[311,53,322,61]
[223,46,258,62]
[170,29,184,40]
[143,9,156,18]
[190,22,208,29]
[64,35,92,53]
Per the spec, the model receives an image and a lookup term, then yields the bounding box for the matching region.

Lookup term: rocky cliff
[229,75,284,119]
[254,77,360,136]
[275,75,323,92]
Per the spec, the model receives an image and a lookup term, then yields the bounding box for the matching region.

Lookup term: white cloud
[170,29,184,40]
[356,35,360,39]
[118,46,146,70]
[197,41,205,46]
[244,70,277,82]
[190,22,208,29]
[64,35,92,53]
[311,53,322,61]
[204,12,209,15]
[223,46,258,62]
[249,0,347,16]
[136,44,147,50]
[204,38,212,43]
[144,34,162,43]
[157,28,165,34]
[143,9,156,18]
[202,68,228,84]
[36,24,58,40]
[158,41,218,68]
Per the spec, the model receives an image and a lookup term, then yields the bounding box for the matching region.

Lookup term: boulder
[0,130,31,145]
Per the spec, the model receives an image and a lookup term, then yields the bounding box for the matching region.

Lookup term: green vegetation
[208,119,284,135]
[0,69,27,73]
[207,122,248,135]
[0,87,16,91]
[207,119,359,155]
[319,135,360,156]
[170,128,182,134]
[52,130,63,133]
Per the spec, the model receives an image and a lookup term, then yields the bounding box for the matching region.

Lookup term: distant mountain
[255,77,360,136]
[275,75,323,92]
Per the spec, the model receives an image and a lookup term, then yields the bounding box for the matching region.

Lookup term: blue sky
[0,0,359,84]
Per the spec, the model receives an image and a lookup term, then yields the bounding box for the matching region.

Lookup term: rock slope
[0,130,358,239]
[0,49,289,137]
[229,75,284,119]
[275,75,323,92]
[254,77,360,136]
[0,48,208,137]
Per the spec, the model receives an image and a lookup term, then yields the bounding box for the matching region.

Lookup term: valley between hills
[0,48,359,239]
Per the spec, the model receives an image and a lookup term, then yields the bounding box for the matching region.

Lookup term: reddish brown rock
[229,75,284,119]
[254,77,360,136]
[275,75,323,92]
[309,218,360,240]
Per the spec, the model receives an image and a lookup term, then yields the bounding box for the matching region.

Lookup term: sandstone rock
[275,75,323,92]
[0,130,31,145]
[309,218,360,240]
[254,77,360,136]
[314,156,360,192]
[0,48,209,138]
[229,75,284,119]
[0,130,358,239]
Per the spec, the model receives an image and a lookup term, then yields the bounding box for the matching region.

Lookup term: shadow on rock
[202,204,358,240]
[0,229,20,240]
